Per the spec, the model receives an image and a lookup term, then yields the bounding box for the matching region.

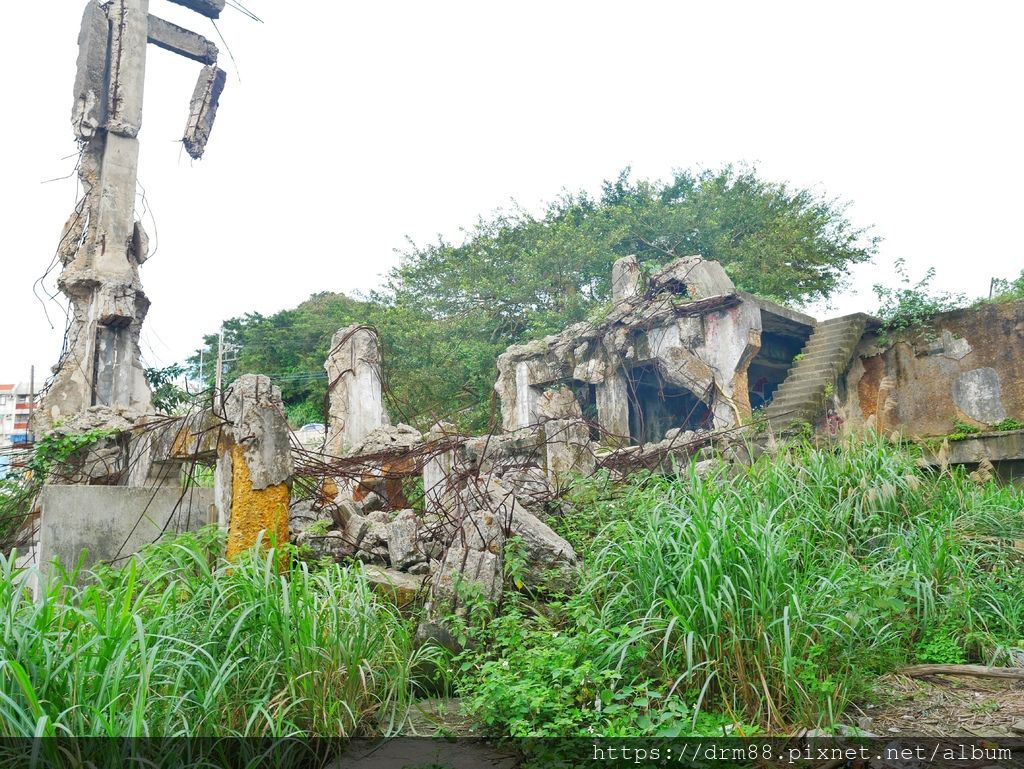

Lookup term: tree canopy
[191,166,877,431]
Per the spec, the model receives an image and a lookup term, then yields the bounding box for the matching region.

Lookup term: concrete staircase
[763,313,872,433]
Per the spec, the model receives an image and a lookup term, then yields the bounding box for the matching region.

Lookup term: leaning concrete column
[324,325,389,456]
[215,374,293,559]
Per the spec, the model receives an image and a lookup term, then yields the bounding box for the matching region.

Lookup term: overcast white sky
[2,1,1021,386]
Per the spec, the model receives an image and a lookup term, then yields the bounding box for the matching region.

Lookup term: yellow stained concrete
[225,444,289,561]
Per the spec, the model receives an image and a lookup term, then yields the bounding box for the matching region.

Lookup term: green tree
[371,166,877,429]
[194,166,878,432]
[189,292,367,425]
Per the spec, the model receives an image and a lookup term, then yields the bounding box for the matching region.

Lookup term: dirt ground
[852,673,1024,737]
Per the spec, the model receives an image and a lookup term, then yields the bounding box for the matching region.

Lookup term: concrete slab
[37,486,214,584]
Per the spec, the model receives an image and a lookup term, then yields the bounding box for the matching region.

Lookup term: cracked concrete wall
[838,301,1024,437]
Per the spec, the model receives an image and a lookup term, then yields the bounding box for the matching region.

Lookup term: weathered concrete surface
[612,255,643,303]
[472,476,578,593]
[363,564,427,607]
[183,65,226,160]
[218,375,293,559]
[952,368,1007,424]
[37,486,213,584]
[43,0,231,431]
[72,2,109,140]
[39,0,155,433]
[495,256,762,437]
[148,15,219,64]
[225,444,289,559]
[325,326,390,455]
[922,430,1024,466]
[839,301,1024,437]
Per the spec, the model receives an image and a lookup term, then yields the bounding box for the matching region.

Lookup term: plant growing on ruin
[873,259,966,345]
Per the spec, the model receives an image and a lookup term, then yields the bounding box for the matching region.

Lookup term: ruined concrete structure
[27,6,1024,609]
[38,0,227,432]
[837,302,1024,438]
[495,255,815,446]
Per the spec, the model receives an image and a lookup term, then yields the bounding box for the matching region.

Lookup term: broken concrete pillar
[324,325,390,456]
[596,369,630,443]
[217,375,293,559]
[423,446,454,515]
[612,255,643,303]
[513,362,540,430]
[38,0,154,434]
[183,64,227,159]
[42,0,231,435]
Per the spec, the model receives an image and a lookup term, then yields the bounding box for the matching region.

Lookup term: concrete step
[761,313,870,431]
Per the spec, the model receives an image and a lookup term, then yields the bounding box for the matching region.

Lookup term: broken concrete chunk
[612,255,643,303]
[183,65,227,160]
[131,221,150,265]
[222,374,293,489]
[650,255,735,299]
[72,1,110,140]
[148,14,219,65]
[166,0,225,18]
[363,565,426,606]
[387,509,422,569]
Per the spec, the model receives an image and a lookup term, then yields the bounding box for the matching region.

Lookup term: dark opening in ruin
[747,330,808,410]
[626,364,712,444]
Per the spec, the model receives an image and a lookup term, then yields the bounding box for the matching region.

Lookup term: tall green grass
[459,438,1024,734]
[0,528,439,737]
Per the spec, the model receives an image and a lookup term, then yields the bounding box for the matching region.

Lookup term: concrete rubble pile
[291,271,784,642]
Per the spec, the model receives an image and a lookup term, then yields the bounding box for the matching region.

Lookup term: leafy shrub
[986,269,1024,304]
[873,259,966,344]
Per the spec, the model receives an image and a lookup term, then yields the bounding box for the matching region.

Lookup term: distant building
[0,383,38,473]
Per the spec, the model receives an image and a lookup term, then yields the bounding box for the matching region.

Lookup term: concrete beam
[166,0,225,19]
[183,65,227,160]
[147,14,219,65]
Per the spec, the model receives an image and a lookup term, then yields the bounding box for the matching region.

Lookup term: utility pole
[214,330,225,398]
[37,0,228,433]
